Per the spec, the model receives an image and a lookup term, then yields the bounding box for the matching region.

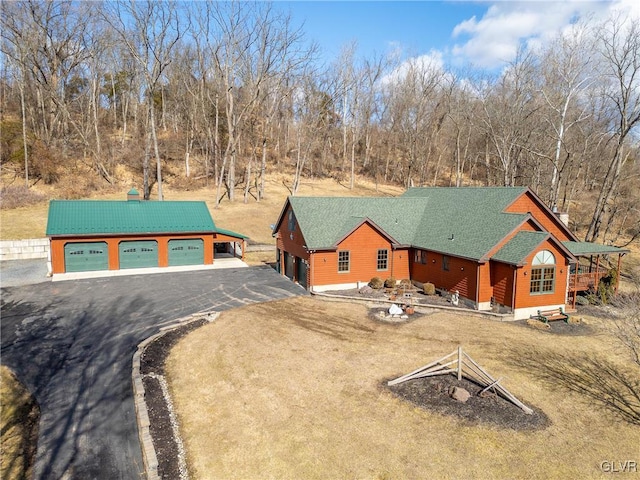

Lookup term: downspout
[391,245,395,280]
[309,250,314,292]
[512,266,518,313]
[475,263,481,310]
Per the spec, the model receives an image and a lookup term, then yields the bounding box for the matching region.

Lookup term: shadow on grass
[0,367,40,480]
[510,348,640,426]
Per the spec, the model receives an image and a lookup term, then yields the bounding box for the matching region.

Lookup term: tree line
[1,0,639,245]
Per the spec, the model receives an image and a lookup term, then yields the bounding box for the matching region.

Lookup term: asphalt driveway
[1,266,304,479]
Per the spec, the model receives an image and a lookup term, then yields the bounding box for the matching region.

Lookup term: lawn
[0,366,39,480]
[166,297,640,480]
[0,175,403,243]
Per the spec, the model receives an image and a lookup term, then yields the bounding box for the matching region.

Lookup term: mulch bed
[386,374,549,430]
[328,287,471,311]
[140,318,209,479]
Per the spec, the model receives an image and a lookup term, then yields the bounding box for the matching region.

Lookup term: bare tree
[478,49,541,186]
[1,0,92,171]
[539,22,595,208]
[104,0,182,200]
[585,15,640,241]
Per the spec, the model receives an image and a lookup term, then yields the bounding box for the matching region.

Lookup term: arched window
[530,250,556,294]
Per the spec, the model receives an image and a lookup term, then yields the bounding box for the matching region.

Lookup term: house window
[377,249,388,270]
[338,251,350,273]
[288,210,296,232]
[442,255,449,271]
[530,250,555,294]
[414,250,427,264]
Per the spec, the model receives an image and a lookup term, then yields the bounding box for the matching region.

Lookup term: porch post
[615,253,622,293]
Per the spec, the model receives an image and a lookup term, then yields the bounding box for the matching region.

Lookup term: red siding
[309,223,409,287]
[410,250,478,302]
[491,261,515,307]
[513,239,569,309]
[50,233,214,274]
[274,204,310,284]
[505,191,573,241]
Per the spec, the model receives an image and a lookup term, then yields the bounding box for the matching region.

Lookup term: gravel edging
[132,311,220,480]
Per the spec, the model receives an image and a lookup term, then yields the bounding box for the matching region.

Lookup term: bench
[535,307,569,324]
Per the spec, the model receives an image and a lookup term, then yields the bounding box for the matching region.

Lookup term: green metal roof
[214,227,248,239]
[562,241,629,256]
[491,231,549,265]
[284,187,531,261]
[47,199,219,236]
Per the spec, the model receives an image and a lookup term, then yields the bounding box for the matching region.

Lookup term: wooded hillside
[1,1,638,246]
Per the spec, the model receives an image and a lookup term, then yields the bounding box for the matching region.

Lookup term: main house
[47,189,247,276]
[272,187,626,320]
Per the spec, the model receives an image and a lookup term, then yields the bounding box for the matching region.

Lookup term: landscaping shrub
[0,185,47,209]
[384,277,397,289]
[399,278,412,288]
[575,295,590,306]
[597,269,618,304]
[423,282,436,295]
[368,277,384,289]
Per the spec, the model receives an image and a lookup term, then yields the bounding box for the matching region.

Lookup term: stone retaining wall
[0,238,50,261]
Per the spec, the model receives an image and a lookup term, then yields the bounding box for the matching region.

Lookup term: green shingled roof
[562,241,628,256]
[283,187,531,261]
[47,199,219,236]
[289,197,426,250]
[492,231,549,265]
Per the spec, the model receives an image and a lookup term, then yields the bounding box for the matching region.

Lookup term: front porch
[563,241,628,309]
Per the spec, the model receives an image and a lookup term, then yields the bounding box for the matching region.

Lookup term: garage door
[284,252,294,280]
[119,240,158,269]
[64,242,109,272]
[296,258,308,289]
[168,239,204,266]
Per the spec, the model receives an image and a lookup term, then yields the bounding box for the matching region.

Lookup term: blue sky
[275,1,640,71]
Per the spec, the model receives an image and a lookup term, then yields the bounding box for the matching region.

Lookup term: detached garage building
[47,189,246,275]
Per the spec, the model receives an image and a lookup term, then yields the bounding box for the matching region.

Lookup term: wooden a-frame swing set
[388,346,533,415]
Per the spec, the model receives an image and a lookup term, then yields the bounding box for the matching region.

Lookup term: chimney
[557,212,569,227]
[552,204,569,227]
[127,188,140,202]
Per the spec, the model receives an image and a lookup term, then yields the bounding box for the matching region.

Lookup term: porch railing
[569,268,610,292]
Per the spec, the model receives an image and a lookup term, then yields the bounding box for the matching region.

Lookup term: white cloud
[448,0,638,70]
[379,51,446,87]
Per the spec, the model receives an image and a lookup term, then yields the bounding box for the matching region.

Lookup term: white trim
[477,301,492,311]
[513,304,566,321]
[52,259,248,282]
[311,282,360,292]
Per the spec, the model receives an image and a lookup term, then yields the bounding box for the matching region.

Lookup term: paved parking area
[0,266,304,479]
[0,258,50,288]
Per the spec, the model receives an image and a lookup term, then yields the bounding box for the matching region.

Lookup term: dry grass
[167,297,640,480]
[0,174,402,243]
[159,175,403,245]
[0,366,39,480]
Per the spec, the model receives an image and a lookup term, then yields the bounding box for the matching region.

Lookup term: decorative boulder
[449,386,471,403]
[359,285,374,295]
[388,304,403,316]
